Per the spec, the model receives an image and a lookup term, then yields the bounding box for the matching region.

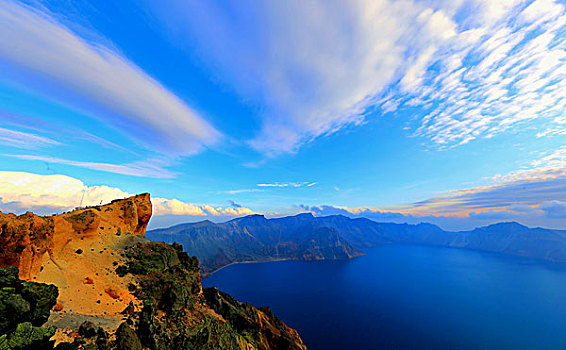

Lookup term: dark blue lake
[203,244,566,349]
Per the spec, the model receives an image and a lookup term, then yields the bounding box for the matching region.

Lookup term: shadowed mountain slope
[149,214,566,274]
[148,213,363,275]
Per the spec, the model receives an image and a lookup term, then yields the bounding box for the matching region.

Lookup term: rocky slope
[0,265,58,349]
[148,213,363,275]
[0,194,306,349]
[150,213,566,274]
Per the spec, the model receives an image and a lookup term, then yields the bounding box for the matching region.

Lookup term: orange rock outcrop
[0,193,151,328]
[0,193,151,279]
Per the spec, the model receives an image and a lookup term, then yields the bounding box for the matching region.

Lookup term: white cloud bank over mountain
[0,171,253,217]
[152,0,565,155]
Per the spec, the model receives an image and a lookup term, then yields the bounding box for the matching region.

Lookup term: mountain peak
[295,212,314,218]
[228,213,267,224]
[482,221,528,230]
[195,219,215,225]
[241,213,266,220]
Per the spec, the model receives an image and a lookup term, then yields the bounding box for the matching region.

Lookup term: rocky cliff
[0,193,151,281]
[0,194,306,349]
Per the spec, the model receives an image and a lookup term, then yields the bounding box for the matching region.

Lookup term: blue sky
[0,0,565,230]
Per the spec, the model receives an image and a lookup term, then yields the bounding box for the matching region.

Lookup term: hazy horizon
[147,211,566,233]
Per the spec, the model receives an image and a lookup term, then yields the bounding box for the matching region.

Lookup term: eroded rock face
[0,212,55,281]
[0,194,152,336]
[0,193,152,280]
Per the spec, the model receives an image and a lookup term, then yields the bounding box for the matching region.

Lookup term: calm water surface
[203,245,566,349]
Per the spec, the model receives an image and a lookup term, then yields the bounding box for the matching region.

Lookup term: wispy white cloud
[531,146,566,170]
[0,127,61,149]
[257,182,317,188]
[151,0,458,155]
[411,175,566,215]
[406,0,566,148]
[489,146,566,183]
[390,146,566,217]
[73,131,140,156]
[223,182,316,194]
[150,0,565,155]
[224,189,265,195]
[0,171,255,217]
[0,1,219,157]
[4,154,177,179]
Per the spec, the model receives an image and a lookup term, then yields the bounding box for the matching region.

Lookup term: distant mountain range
[148,213,566,275]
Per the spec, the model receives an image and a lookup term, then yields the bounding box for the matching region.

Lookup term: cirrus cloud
[3,154,178,179]
[150,0,565,156]
[0,1,219,157]
[257,182,317,188]
[0,127,61,149]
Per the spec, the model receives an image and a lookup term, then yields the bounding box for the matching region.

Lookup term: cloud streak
[0,1,219,157]
[224,189,265,195]
[406,147,566,217]
[257,182,317,188]
[223,182,316,195]
[0,127,61,149]
[4,154,177,178]
[411,176,566,216]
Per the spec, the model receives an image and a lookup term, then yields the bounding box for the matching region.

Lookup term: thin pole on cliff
[79,188,86,209]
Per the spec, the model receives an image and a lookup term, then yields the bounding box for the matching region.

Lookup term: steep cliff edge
[0,194,152,326]
[115,241,305,349]
[0,194,306,349]
[0,193,151,280]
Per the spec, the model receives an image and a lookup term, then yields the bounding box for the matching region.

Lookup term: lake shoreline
[201,241,566,278]
[204,244,566,350]
[202,257,301,277]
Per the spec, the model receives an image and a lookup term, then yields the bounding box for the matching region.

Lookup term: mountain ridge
[149,214,566,275]
[149,213,365,275]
